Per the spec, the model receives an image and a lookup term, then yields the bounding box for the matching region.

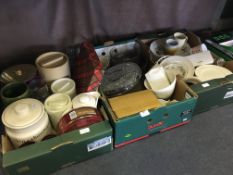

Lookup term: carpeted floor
[51,103,233,175]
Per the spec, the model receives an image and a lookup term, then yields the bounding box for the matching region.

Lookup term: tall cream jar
[1,98,53,148]
[44,93,72,130]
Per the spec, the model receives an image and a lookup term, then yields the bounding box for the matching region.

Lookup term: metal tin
[58,107,103,134]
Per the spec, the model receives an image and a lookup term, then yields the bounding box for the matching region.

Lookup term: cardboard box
[205,31,233,61]
[95,37,197,148]
[191,60,233,114]
[1,103,113,175]
[101,77,197,148]
[139,31,233,115]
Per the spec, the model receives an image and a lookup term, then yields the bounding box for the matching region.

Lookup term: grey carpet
[50,103,233,175]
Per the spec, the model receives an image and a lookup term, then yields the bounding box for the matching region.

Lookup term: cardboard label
[69,111,78,120]
[79,128,90,135]
[140,110,150,117]
[183,118,188,122]
[201,83,210,88]
[224,91,233,99]
[87,136,112,152]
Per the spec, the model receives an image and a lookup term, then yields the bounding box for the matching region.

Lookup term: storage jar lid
[44,93,72,112]
[2,98,45,129]
[1,64,37,84]
[51,78,75,93]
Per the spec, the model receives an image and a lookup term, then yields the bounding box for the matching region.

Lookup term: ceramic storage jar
[1,98,53,148]
[44,93,72,130]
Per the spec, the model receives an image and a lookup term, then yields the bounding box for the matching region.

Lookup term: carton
[191,59,233,114]
[1,102,113,175]
[101,77,197,148]
[95,37,197,147]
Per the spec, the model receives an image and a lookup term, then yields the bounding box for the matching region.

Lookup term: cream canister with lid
[44,93,72,130]
[35,52,71,83]
[51,78,76,99]
[1,98,53,148]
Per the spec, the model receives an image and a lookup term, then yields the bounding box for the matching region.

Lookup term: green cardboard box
[101,77,197,148]
[191,60,233,114]
[95,37,197,148]
[1,103,113,175]
[139,30,233,115]
[205,31,233,61]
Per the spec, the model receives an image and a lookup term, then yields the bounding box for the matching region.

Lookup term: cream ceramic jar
[51,78,76,99]
[1,98,53,148]
[35,52,71,83]
[44,93,72,130]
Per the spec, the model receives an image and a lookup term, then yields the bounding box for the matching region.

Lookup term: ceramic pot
[1,82,31,107]
[44,93,72,130]
[35,52,70,83]
[1,98,53,148]
[51,78,76,99]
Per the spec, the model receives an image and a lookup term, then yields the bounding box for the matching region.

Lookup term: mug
[165,38,180,55]
[0,82,31,107]
[174,32,188,49]
[35,52,71,83]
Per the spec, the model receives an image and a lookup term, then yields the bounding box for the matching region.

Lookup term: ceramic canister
[51,78,76,99]
[35,52,71,83]
[1,98,53,148]
[44,93,72,130]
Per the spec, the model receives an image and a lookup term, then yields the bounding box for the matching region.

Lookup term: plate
[195,65,232,82]
[160,56,194,79]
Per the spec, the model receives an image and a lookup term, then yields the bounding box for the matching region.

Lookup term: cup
[0,82,31,107]
[35,52,70,83]
[165,38,180,55]
[174,32,188,49]
[44,93,72,130]
[51,78,76,99]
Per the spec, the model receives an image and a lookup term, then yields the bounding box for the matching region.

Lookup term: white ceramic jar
[1,98,53,148]
[35,52,70,83]
[44,93,72,130]
[51,78,76,99]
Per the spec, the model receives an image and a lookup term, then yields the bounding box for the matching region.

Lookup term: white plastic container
[44,93,72,130]
[145,65,176,99]
[51,78,76,99]
[1,98,53,148]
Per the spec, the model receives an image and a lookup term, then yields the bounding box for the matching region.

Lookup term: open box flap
[1,134,63,167]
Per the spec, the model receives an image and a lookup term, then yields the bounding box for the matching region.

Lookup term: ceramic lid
[51,78,75,93]
[1,64,37,84]
[2,98,45,129]
[44,93,71,112]
[72,92,100,109]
